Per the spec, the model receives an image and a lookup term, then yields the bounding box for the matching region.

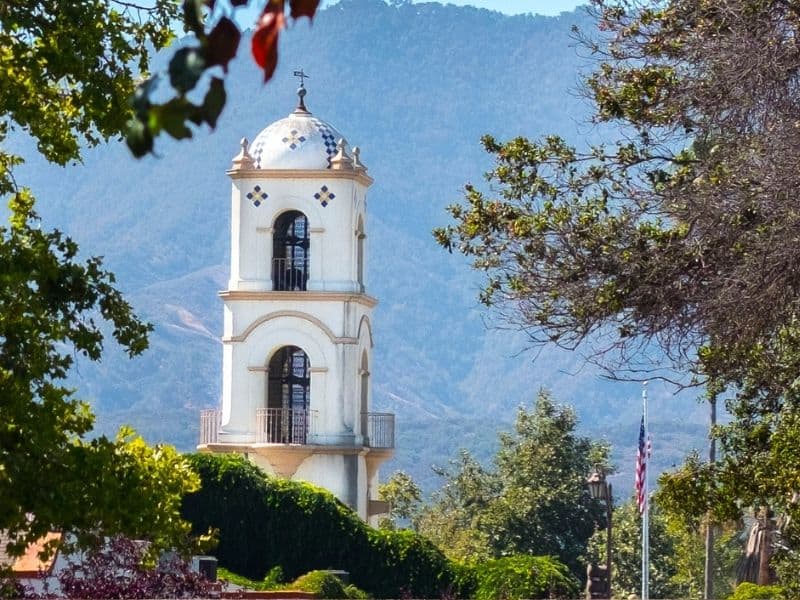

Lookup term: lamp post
[587,466,613,599]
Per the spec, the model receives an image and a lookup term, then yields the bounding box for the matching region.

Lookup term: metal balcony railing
[272,257,309,291]
[365,412,395,449]
[256,407,318,444]
[199,409,221,444]
[199,408,393,448]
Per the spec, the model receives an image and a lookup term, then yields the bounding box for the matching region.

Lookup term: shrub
[343,583,370,599]
[217,566,283,591]
[472,555,579,600]
[56,536,214,599]
[182,453,458,598]
[292,571,348,599]
[728,582,787,600]
[451,561,478,598]
[0,577,24,600]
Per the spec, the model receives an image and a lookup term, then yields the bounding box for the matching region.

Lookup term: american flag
[634,415,649,513]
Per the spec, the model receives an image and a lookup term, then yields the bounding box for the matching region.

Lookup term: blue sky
[406,0,585,15]
[320,0,586,15]
[235,1,586,28]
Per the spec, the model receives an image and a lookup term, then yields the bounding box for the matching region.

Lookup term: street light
[586,466,613,600]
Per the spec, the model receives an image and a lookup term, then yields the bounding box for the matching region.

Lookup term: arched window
[272,211,309,291]
[266,346,310,443]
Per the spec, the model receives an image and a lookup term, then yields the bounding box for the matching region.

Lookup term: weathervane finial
[293,68,310,113]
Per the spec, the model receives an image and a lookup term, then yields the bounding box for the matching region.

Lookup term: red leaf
[289,0,320,20]
[252,8,284,82]
[206,17,241,72]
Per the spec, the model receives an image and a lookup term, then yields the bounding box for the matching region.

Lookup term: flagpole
[642,382,650,600]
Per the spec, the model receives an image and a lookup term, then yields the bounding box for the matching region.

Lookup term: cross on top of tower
[294,68,309,87]
[293,69,310,113]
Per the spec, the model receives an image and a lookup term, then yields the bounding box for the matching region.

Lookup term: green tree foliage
[0,0,321,164]
[0,0,200,554]
[377,471,423,530]
[587,500,682,599]
[416,391,608,576]
[434,0,800,588]
[0,0,179,191]
[181,453,460,599]
[587,495,739,598]
[0,194,198,556]
[435,0,800,383]
[471,555,579,600]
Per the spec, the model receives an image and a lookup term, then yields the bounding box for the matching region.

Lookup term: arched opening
[360,351,369,444]
[272,211,309,291]
[265,346,310,443]
[356,215,365,293]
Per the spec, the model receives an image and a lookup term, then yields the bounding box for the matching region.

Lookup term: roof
[0,531,62,577]
[247,88,354,173]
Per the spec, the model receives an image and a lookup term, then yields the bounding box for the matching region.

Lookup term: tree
[377,471,423,530]
[434,0,800,589]
[417,391,608,577]
[0,0,179,192]
[0,195,199,558]
[1,0,211,556]
[433,0,800,387]
[587,496,740,599]
[586,499,683,599]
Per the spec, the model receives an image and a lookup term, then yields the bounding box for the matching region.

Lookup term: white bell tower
[199,81,394,520]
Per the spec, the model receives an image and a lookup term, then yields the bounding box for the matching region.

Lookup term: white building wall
[209,124,388,517]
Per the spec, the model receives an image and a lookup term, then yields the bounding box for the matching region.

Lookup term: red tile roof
[0,532,62,577]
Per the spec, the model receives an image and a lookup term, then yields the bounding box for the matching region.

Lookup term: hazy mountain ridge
[14,0,709,496]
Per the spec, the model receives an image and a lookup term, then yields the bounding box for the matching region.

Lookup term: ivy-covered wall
[181,454,457,598]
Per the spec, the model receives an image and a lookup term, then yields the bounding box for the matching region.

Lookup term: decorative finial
[231,137,254,170]
[352,146,367,172]
[330,138,353,170]
[293,68,310,113]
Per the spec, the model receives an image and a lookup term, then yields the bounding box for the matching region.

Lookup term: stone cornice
[227,168,373,187]
[219,290,378,308]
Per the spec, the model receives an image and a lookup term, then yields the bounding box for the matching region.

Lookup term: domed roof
[249,104,350,170]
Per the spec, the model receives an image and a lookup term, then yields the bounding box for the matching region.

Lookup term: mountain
[12,0,710,497]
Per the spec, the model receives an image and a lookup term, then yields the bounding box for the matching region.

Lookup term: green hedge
[181,454,458,598]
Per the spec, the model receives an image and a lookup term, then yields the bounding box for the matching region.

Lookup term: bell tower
[198,82,394,520]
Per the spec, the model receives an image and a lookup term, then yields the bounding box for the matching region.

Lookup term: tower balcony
[198,409,395,449]
[256,408,318,444]
[364,412,395,449]
[272,257,309,291]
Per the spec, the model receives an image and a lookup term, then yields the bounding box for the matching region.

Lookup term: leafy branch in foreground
[126,0,321,157]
